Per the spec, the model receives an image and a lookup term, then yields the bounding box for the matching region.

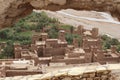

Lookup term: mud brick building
[0,59,42,77]
[0,25,119,77]
[13,26,120,67]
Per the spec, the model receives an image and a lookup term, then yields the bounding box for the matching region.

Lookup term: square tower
[73,38,79,48]
[14,43,22,59]
[91,28,99,38]
[77,25,84,35]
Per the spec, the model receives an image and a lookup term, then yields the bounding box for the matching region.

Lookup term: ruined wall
[43,48,65,57]
[45,70,112,80]
[6,70,41,77]
[0,64,120,80]
[36,64,120,80]
[51,58,85,64]
[1,0,120,28]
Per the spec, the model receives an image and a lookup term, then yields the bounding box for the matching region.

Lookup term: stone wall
[37,64,120,80]
[48,70,112,80]
[0,0,120,28]
[1,64,120,80]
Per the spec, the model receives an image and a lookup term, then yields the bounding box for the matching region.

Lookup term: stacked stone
[38,65,115,80]
[0,70,116,80]
[46,70,112,80]
[1,64,120,80]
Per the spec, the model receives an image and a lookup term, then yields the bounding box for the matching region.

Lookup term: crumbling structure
[0,25,119,77]
[0,26,120,77]
[13,26,120,66]
[0,59,42,77]
[1,63,120,80]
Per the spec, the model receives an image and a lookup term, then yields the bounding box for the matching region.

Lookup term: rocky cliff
[0,0,120,28]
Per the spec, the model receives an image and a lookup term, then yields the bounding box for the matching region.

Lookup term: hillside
[1,0,120,28]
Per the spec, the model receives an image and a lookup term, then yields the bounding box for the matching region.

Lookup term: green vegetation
[65,33,82,46]
[48,25,59,38]
[0,12,60,42]
[101,35,120,52]
[0,40,14,59]
[60,25,74,33]
[0,11,75,59]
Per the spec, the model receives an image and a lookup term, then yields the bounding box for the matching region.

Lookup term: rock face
[0,0,120,28]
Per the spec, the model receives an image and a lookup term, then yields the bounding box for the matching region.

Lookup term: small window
[39,38,42,41]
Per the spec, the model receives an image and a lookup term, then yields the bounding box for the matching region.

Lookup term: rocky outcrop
[0,0,120,28]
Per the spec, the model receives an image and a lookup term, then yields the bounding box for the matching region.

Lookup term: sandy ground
[39,9,120,40]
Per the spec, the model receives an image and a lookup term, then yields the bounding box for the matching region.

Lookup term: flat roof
[46,39,58,41]
[87,39,98,41]
[58,40,67,44]
[111,53,119,58]
[39,57,52,60]
[36,41,45,45]
[41,33,48,35]
[84,31,92,35]
[73,48,85,53]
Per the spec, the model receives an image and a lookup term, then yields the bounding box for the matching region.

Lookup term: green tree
[117,45,120,52]
[2,40,14,58]
[101,35,111,41]
[111,38,119,45]
[0,28,10,39]
[65,33,73,45]
[104,41,111,49]
[48,24,59,38]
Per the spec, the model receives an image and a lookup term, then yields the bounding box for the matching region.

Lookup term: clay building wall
[67,53,84,58]
[91,28,99,38]
[51,58,85,64]
[0,67,6,77]
[6,70,42,77]
[38,59,51,65]
[46,39,58,48]
[82,38,101,49]
[43,48,65,57]
[31,44,38,52]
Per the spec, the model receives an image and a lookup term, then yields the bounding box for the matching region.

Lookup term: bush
[0,28,10,39]
[48,26,59,39]
[117,45,120,52]
[65,33,82,46]
[65,33,73,45]
[20,40,31,45]
[101,35,120,51]
[111,38,119,45]
[0,40,14,58]
[60,25,74,33]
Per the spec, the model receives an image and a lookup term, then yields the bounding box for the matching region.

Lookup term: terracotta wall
[6,70,42,77]
[43,48,65,57]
